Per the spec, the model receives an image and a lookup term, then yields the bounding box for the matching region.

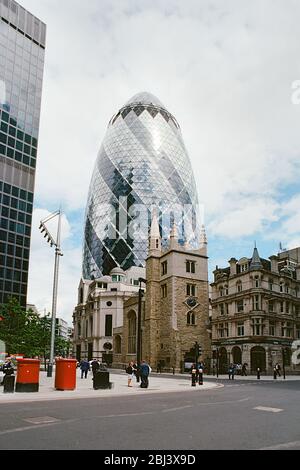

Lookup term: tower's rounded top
[125,92,165,108]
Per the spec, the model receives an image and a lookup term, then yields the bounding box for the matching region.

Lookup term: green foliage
[0,298,71,359]
[0,298,27,355]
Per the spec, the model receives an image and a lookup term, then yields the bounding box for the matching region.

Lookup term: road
[0,377,299,450]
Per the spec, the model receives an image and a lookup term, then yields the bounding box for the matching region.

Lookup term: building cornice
[212,337,293,346]
[211,287,300,304]
[159,249,208,260]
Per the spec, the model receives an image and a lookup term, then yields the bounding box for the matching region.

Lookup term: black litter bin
[93,370,112,390]
[3,375,15,393]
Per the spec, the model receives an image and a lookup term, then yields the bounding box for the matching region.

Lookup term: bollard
[191,365,197,387]
[273,368,277,379]
[257,368,260,380]
[3,374,15,393]
[198,368,203,385]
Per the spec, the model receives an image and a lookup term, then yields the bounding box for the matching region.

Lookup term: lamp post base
[47,364,53,377]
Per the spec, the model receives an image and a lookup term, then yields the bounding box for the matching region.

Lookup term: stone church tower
[143,212,211,371]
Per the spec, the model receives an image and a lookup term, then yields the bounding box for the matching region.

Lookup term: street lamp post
[39,210,63,377]
[137,277,146,367]
[194,341,202,366]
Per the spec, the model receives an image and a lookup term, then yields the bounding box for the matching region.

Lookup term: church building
[113,213,211,372]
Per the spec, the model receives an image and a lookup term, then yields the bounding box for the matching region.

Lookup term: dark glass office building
[0,0,46,306]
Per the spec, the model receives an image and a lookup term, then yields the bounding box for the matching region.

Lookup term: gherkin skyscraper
[83,92,200,278]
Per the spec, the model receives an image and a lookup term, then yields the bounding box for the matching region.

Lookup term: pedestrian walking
[126,361,134,387]
[228,363,235,380]
[241,363,247,376]
[140,360,151,388]
[275,363,281,377]
[79,358,90,379]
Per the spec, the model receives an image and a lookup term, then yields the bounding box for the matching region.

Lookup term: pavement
[0,369,298,404]
[204,373,300,381]
[0,369,221,403]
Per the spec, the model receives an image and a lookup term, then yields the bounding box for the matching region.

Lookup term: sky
[19,0,300,324]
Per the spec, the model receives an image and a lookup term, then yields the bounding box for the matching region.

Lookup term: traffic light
[195,342,202,356]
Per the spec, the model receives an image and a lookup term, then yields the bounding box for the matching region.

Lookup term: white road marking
[253,406,283,413]
[0,422,58,436]
[24,416,60,424]
[162,405,192,413]
[260,441,300,450]
[197,397,251,406]
[99,411,155,418]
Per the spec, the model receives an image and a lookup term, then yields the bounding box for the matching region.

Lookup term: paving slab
[0,370,221,403]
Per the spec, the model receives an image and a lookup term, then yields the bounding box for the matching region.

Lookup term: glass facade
[0,0,46,306]
[83,92,200,279]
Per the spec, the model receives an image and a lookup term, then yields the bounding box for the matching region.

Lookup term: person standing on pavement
[91,358,100,378]
[126,361,134,387]
[228,363,235,380]
[79,358,90,379]
[275,363,281,377]
[1,358,14,385]
[132,362,140,383]
[190,364,197,386]
[140,360,151,388]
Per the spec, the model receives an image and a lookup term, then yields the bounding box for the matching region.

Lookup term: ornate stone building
[211,247,300,374]
[113,214,211,372]
[72,266,145,362]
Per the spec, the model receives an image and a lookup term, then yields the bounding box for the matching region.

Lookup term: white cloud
[17,0,300,320]
[209,197,280,238]
[27,209,81,323]
[263,194,300,247]
[20,0,300,215]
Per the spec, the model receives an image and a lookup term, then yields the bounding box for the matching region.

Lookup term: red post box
[16,358,40,392]
[55,358,77,391]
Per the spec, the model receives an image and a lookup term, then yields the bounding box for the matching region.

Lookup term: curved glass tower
[83,92,200,278]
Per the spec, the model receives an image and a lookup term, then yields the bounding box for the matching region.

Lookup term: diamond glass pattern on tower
[83,92,200,278]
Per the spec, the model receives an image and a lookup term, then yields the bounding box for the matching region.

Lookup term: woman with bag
[126,361,134,387]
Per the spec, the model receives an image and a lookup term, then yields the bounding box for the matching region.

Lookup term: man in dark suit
[140,360,151,388]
